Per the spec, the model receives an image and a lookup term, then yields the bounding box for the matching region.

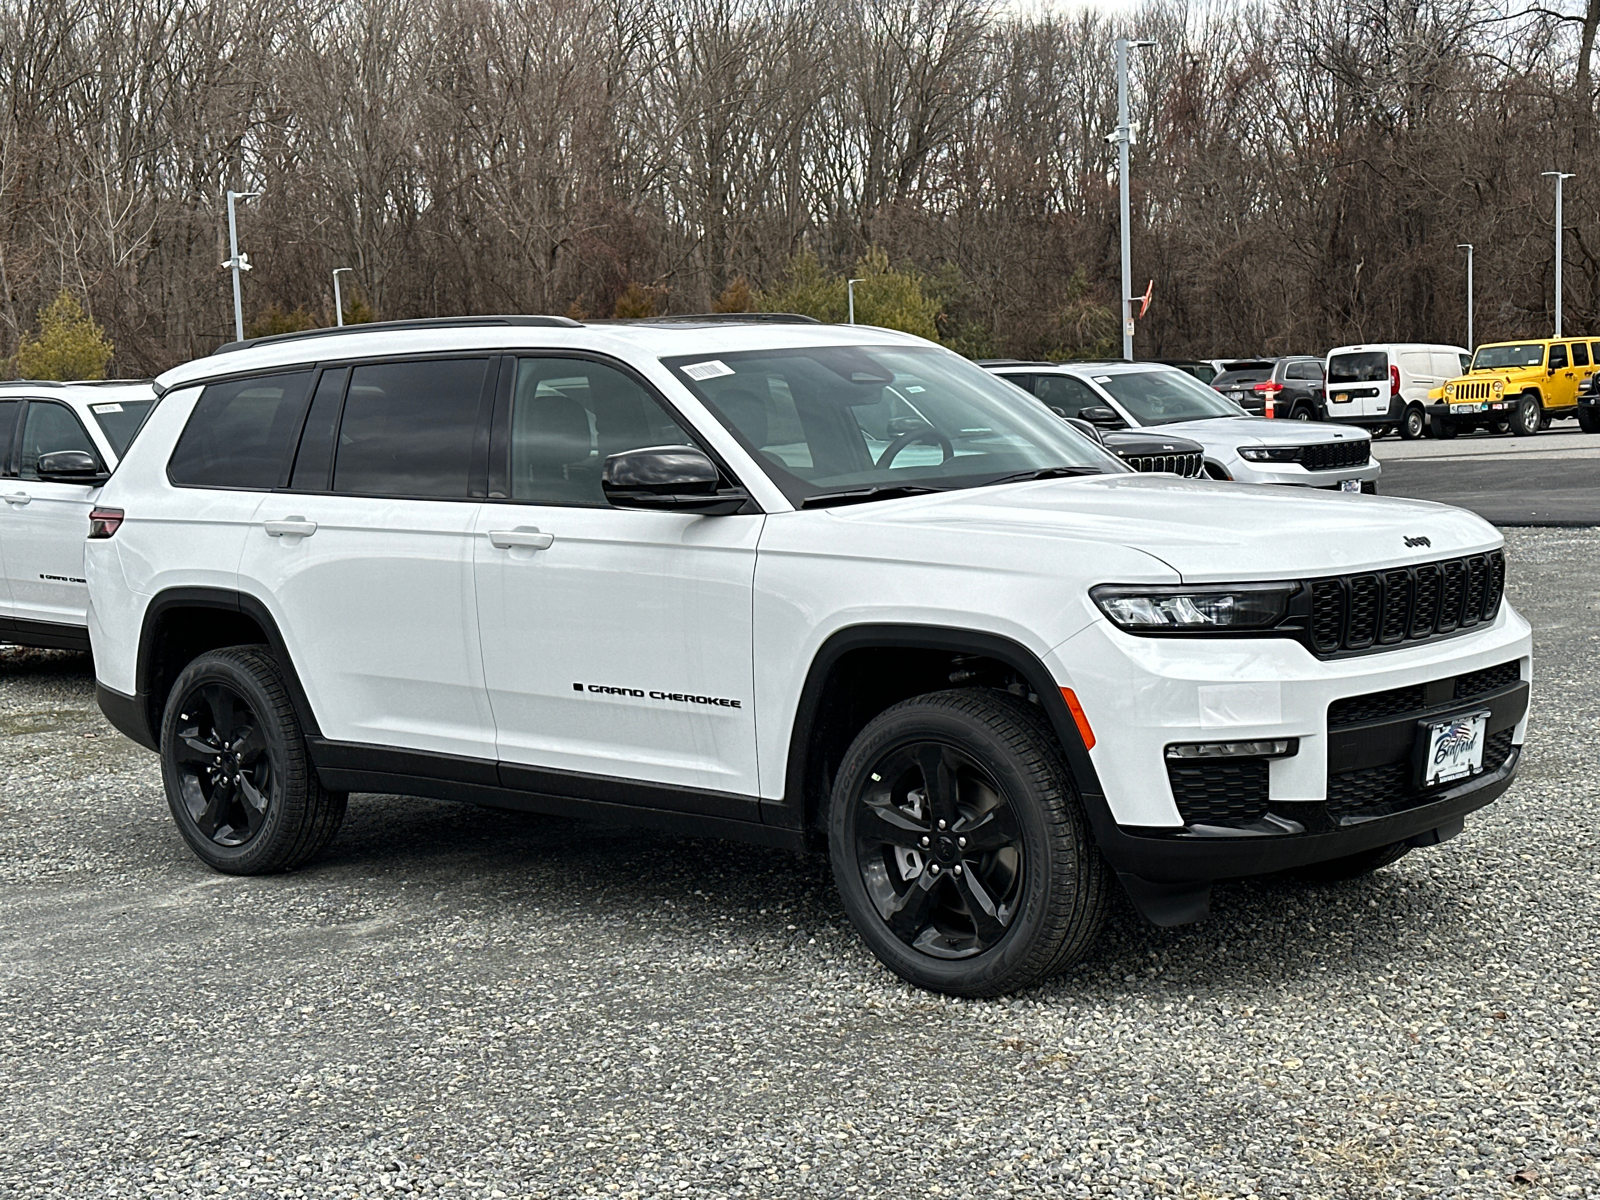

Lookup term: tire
[1489,417,1511,435]
[160,646,347,875]
[828,689,1110,997]
[1289,405,1312,422]
[1399,405,1426,440]
[1429,413,1458,439]
[1510,394,1542,436]
[1284,841,1410,883]
[1580,407,1600,433]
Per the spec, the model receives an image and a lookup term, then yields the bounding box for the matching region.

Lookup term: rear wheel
[1429,413,1458,439]
[1289,405,1313,421]
[829,689,1110,997]
[1399,405,1426,440]
[1510,394,1542,436]
[160,647,347,875]
[1285,841,1410,883]
[1579,407,1600,433]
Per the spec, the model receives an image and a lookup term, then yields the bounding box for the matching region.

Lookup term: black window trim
[164,369,317,493]
[0,398,25,477]
[18,398,107,479]
[485,348,757,511]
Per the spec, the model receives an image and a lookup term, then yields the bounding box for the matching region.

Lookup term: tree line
[1,0,1597,377]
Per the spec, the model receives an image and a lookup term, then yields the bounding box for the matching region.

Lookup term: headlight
[1444,383,1455,399]
[1237,446,1300,463]
[1492,379,1505,395]
[1091,584,1296,631]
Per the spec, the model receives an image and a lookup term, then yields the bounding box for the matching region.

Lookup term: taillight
[1250,381,1284,394]
[1390,364,1401,396]
[88,507,123,539]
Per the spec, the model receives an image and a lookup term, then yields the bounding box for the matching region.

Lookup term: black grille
[1297,440,1370,471]
[1454,660,1521,700]
[1327,683,1428,728]
[1122,451,1204,478]
[1305,550,1505,656]
[1326,729,1515,821]
[1166,758,1270,826]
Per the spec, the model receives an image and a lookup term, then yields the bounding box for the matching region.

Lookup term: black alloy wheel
[171,683,275,847]
[1400,405,1426,440]
[829,689,1109,996]
[160,647,347,874]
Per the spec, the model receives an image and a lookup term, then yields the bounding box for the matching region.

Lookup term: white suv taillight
[88,507,124,539]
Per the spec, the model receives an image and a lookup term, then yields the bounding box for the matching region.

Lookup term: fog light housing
[1165,739,1298,760]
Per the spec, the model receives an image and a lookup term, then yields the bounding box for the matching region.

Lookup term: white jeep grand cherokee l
[86,316,1530,996]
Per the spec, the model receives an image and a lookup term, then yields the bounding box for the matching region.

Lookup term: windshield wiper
[980,466,1105,487]
[799,485,946,509]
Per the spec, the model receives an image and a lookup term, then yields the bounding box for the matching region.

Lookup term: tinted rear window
[168,372,313,489]
[1327,352,1387,384]
[89,399,155,458]
[331,359,490,498]
[1212,367,1273,387]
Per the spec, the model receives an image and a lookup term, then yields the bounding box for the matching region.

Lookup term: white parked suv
[0,379,155,651]
[986,360,1380,492]
[87,317,1530,996]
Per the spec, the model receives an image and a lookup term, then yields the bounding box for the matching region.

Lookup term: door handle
[3,491,30,505]
[488,528,554,550]
[264,518,317,538]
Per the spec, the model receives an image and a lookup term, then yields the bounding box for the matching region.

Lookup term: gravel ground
[1,526,1596,1200]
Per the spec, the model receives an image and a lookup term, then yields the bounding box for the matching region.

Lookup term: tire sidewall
[828,703,1061,994]
[1401,406,1425,439]
[1512,394,1541,436]
[160,652,300,873]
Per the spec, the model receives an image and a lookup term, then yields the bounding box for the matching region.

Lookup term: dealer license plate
[1339,479,1360,492]
[1453,402,1486,413]
[1421,710,1489,787]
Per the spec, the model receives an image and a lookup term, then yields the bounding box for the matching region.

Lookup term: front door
[237,359,498,760]
[3,400,105,630]
[1545,343,1578,411]
[472,355,762,813]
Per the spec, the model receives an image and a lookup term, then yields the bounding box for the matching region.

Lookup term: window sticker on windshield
[92,403,124,413]
[681,360,735,382]
[1093,376,1113,384]
[905,385,926,393]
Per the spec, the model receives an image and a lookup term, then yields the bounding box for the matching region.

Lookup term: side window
[1572,342,1590,367]
[1590,342,1600,364]
[333,359,490,498]
[1286,361,1320,381]
[19,401,102,481]
[1035,375,1104,417]
[0,400,19,476]
[996,373,1038,395]
[168,372,314,489]
[1548,344,1568,371]
[509,358,698,506]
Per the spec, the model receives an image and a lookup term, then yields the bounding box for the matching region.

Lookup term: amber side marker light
[88,508,124,539]
[1059,687,1096,750]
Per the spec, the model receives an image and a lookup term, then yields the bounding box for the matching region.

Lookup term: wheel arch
[779,624,1109,847]
[112,587,320,750]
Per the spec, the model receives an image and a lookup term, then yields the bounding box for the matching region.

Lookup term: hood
[1154,416,1369,447]
[1100,429,1205,455]
[829,474,1499,582]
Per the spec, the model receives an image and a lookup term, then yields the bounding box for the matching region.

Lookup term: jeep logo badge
[1404,535,1431,548]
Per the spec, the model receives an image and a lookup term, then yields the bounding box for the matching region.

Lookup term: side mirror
[1079,405,1127,429]
[601,445,749,515]
[1063,416,1106,444]
[36,450,108,484]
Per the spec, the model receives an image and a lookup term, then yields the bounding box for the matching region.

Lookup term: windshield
[1327,352,1386,384]
[88,398,155,457]
[1092,369,1248,426]
[663,345,1124,505]
[1472,343,1545,370]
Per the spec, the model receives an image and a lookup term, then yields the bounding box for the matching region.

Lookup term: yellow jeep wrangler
[1428,338,1599,437]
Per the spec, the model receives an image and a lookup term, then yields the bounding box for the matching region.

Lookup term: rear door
[237,357,497,761]
[2,399,108,631]
[1569,342,1592,400]
[1545,343,1577,411]
[1326,349,1389,419]
[1283,359,1324,415]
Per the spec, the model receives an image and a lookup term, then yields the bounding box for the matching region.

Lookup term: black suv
[1212,357,1326,420]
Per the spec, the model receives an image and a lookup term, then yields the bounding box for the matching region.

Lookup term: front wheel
[829,689,1110,997]
[1579,406,1600,433]
[160,646,347,875]
[1510,394,1542,436]
[1429,413,1458,439]
[1399,405,1426,440]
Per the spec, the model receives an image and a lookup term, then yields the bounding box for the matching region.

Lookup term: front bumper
[1046,606,1532,914]
[1427,400,1513,422]
[1226,458,1381,488]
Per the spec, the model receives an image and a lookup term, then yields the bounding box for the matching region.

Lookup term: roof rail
[0,377,153,388]
[600,313,822,326]
[212,314,584,356]
[975,358,1058,367]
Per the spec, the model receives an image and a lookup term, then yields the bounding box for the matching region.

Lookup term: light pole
[1456,243,1474,351]
[332,267,354,327]
[1114,37,1156,361]
[847,278,864,325]
[1542,171,1574,337]
[222,189,262,342]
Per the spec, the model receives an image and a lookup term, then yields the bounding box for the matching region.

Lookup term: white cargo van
[1324,343,1471,440]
